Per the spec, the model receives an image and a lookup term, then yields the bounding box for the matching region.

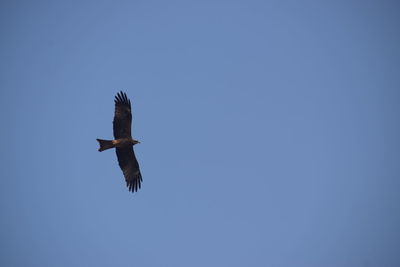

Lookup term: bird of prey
[97,91,142,193]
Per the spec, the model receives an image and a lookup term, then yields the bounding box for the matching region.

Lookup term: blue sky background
[1,1,399,266]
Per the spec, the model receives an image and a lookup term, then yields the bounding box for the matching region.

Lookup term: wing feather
[113,91,132,139]
[116,147,142,192]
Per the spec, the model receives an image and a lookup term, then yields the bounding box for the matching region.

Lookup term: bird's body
[97,138,139,151]
[97,91,142,193]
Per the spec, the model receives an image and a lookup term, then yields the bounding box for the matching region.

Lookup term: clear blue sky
[1,1,399,266]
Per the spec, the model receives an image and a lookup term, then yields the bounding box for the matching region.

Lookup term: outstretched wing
[113,91,132,139]
[116,146,142,192]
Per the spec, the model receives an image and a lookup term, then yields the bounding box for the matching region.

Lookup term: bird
[97,91,142,193]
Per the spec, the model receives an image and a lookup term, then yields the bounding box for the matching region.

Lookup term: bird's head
[132,139,140,145]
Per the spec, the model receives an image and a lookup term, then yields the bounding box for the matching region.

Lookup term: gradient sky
[1,1,399,266]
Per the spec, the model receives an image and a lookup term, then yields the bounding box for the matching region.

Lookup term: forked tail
[96,139,115,152]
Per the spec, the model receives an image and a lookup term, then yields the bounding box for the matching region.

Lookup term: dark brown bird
[97,91,142,192]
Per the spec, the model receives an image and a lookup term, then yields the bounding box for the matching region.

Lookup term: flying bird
[97,91,142,192]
